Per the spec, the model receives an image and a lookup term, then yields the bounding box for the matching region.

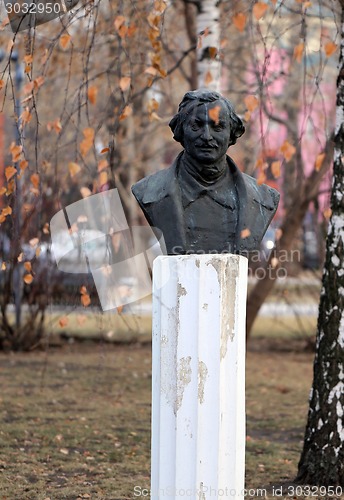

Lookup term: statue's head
[169,89,245,151]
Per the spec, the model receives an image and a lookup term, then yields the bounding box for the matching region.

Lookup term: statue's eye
[191,120,201,130]
[213,123,225,131]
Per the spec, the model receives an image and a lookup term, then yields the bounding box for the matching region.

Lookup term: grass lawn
[0,319,321,500]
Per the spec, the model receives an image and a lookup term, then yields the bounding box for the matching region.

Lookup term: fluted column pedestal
[151,254,248,500]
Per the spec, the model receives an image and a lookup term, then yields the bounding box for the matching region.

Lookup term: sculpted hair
[169,89,245,147]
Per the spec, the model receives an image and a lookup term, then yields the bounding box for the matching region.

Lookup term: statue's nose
[200,125,212,140]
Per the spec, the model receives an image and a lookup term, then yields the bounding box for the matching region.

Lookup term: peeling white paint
[198,360,208,404]
[176,356,192,411]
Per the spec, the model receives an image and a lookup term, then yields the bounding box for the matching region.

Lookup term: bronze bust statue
[132,89,280,255]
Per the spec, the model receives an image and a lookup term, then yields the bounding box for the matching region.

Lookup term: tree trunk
[196,0,221,91]
[296,4,344,486]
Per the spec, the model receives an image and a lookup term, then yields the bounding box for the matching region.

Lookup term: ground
[0,333,324,500]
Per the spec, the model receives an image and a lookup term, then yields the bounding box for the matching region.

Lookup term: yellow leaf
[87,86,98,105]
[244,111,251,122]
[5,166,16,181]
[244,95,259,112]
[35,247,41,257]
[17,252,23,262]
[241,228,251,239]
[60,33,71,50]
[208,106,221,125]
[114,15,126,31]
[30,173,40,188]
[80,187,92,198]
[80,285,87,295]
[24,261,32,272]
[119,76,131,92]
[280,140,296,161]
[271,160,281,178]
[119,105,132,121]
[81,293,91,307]
[100,147,109,154]
[68,162,81,177]
[0,80,4,91]
[293,42,304,63]
[154,0,167,12]
[24,55,33,64]
[43,223,50,234]
[232,12,247,32]
[10,143,22,162]
[0,187,6,195]
[315,152,325,171]
[257,170,267,185]
[98,159,108,172]
[23,274,33,284]
[1,262,6,270]
[29,237,39,247]
[59,316,69,327]
[2,206,12,216]
[20,160,28,171]
[324,41,337,57]
[253,2,268,20]
[323,208,332,220]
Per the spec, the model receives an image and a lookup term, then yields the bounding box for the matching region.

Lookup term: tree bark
[196,0,221,91]
[296,4,344,486]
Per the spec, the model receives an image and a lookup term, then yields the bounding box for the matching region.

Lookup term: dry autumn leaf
[253,2,268,20]
[30,173,40,188]
[68,162,81,177]
[257,170,267,185]
[10,143,22,162]
[1,262,6,270]
[23,274,33,284]
[2,206,12,216]
[232,12,247,32]
[87,86,98,105]
[293,42,304,63]
[5,166,16,181]
[119,76,131,92]
[114,15,126,31]
[324,41,337,57]
[323,207,332,219]
[100,147,109,154]
[280,140,296,161]
[29,237,39,247]
[60,33,71,50]
[208,106,221,125]
[241,228,251,239]
[315,152,325,171]
[19,159,28,171]
[81,293,91,307]
[80,187,92,198]
[17,252,23,262]
[119,105,132,121]
[24,261,32,272]
[271,160,281,179]
[59,316,69,327]
[245,95,259,112]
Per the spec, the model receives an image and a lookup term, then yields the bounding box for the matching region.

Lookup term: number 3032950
[5,2,62,14]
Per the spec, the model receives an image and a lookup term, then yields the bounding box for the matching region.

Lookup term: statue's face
[183,100,231,165]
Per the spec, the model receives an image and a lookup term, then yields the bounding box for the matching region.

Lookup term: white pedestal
[151,254,248,500]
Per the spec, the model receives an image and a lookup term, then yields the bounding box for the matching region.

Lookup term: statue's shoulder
[241,171,280,210]
[132,164,176,204]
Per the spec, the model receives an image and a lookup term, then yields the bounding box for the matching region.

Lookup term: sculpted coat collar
[131,152,280,255]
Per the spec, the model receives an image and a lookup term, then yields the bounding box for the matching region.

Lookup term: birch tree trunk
[196,0,222,91]
[296,3,344,486]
